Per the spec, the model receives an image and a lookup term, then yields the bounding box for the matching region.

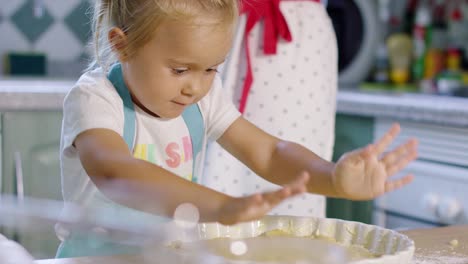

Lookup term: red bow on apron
[239,0,321,113]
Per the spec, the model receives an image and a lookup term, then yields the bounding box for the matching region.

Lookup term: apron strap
[181,103,204,183]
[107,63,136,150]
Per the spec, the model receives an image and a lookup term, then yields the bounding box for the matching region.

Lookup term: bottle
[424,1,447,80]
[402,0,418,34]
[373,44,390,84]
[436,48,463,95]
[387,34,413,85]
[372,0,391,84]
[448,2,465,49]
[412,0,432,82]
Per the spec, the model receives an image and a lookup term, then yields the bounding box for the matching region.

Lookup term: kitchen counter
[35,225,468,264]
[0,78,74,110]
[337,88,468,127]
[2,79,468,127]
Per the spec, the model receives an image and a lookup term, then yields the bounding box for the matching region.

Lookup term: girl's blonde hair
[89,0,239,71]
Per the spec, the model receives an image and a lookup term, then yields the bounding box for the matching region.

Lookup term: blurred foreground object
[0,233,34,264]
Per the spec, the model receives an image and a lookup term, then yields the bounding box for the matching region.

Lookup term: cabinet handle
[14,151,25,202]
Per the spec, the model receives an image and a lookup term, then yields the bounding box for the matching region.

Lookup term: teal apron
[56,64,204,258]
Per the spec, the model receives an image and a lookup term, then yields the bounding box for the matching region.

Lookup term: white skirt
[203,0,338,217]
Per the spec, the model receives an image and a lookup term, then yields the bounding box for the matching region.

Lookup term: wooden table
[403,225,468,263]
[36,225,468,264]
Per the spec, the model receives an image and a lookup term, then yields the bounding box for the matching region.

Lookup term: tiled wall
[0,0,93,77]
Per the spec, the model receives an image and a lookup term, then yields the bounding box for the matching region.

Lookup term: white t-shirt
[60,68,240,216]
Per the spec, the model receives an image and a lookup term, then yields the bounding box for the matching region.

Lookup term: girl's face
[122,16,234,119]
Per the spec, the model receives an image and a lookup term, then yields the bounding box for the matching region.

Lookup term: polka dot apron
[203,0,338,217]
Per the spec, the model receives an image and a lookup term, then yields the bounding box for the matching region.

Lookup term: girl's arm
[74,128,309,225]
[218,117,418,200]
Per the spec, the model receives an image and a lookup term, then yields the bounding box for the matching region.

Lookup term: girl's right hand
[217,172,310,225]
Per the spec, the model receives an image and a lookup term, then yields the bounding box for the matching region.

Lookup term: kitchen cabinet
[1,111,63,259]
[326,114,374,224]
[328,113,468,229]
[373,118,468,229]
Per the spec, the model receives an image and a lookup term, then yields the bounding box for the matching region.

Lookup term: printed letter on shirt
[165,142,180,168]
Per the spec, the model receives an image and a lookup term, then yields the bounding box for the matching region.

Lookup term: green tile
[11,0,54,43]
[64,1,92,45]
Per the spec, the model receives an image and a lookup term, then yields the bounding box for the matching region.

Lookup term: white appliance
[374,118,468,230]
[326,0,380,84]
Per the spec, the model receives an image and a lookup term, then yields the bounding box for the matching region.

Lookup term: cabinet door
[2,111,63,259]
[326,114,374,224]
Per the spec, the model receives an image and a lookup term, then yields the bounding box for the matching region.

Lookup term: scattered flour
[412,255,468,264]
[412,250,468,264]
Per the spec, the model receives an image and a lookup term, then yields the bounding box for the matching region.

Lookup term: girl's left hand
[332,123,418,200]
[217,172,309,225]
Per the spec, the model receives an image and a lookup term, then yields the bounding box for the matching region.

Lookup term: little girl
[56,0,417,258]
